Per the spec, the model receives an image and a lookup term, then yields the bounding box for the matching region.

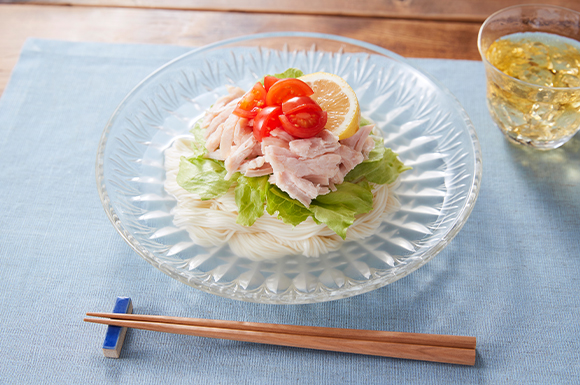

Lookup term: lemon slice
[299,72,360,140]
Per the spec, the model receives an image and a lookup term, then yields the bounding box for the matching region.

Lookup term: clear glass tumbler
[478,5,580,149]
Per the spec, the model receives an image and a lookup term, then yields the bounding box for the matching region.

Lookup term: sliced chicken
[340,124,374,152]
[337,145,364,175]
[218,114,240,158]
[289,130,341,159]
[270,128,294,142]
[204,102,236,140]
[241,163,274,177]
[224,135,257,180]
[202,86,245,128]
[264,145,341,178]
[269,171,319,207]
[205,123,225,153]
[233,117,252,146]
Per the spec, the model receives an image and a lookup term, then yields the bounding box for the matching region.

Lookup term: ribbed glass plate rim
[96,32,483,304]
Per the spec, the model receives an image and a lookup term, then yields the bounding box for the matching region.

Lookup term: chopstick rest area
[101,297,133,358]
[84,313,476,366]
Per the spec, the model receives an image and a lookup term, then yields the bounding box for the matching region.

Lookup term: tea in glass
[479,5,580,149]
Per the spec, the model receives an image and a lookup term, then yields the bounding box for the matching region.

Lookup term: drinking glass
[478,5,580,149]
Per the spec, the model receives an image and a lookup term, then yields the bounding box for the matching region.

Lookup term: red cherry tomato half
[279,104,328,139]
[264,76,280,92]
[281,96,319,115]
[253,106,282,141]
[233,82,266,119]
[265,78,314,106]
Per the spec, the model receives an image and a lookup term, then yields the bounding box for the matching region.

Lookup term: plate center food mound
[163,69,407,261]
[97,33,481,304]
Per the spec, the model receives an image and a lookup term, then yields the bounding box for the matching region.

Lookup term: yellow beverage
[485,32,580,148]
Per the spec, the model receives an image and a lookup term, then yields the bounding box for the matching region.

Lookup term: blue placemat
[0,38,579,384]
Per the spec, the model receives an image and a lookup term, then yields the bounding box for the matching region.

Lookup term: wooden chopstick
[84,313,476,366]
[86,312,475,349]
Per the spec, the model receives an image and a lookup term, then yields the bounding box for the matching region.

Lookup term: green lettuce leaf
[189,119,207,158]
[265,185,311,226]
[235,175,269,226]
[309,181,374,239]
[308,204,355,239]
[264,181,374,238]
[259,68,304,84]
[364,137,386,163]
[344,140,411,185]
[313,181,373,213]
[176,156,238,200]
[359,116,373,127]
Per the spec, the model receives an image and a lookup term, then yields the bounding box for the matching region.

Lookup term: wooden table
[1,0,578,96]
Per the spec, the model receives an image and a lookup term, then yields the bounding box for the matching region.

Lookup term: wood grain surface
[3,0,579,22]
[1,1,579,96]
[0,4,482,95]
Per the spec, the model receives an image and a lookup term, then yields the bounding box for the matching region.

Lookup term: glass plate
[96,32,482,304]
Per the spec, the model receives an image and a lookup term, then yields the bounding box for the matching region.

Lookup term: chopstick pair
[84,313,476,365]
